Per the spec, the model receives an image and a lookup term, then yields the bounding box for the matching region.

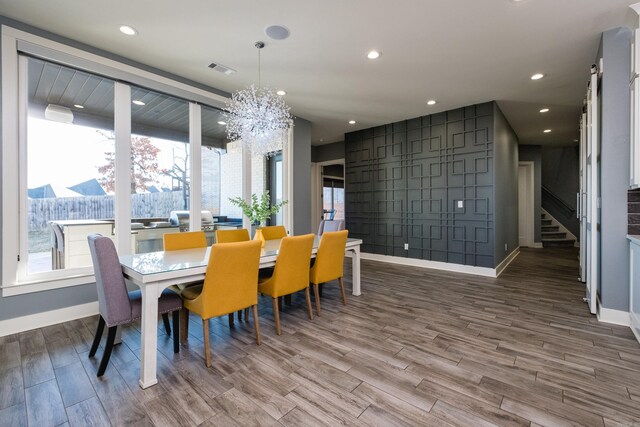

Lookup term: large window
[26,57,115,274]
[2,26,273,293]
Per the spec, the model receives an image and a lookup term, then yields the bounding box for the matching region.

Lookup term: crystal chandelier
[224,41,293,157]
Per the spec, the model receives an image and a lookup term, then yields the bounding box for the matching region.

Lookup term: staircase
[541,213,575,247]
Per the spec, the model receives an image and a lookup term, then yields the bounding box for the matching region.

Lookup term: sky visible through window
[28,118,186,193]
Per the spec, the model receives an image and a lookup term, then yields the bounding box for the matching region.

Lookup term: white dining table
[119,235,363,389]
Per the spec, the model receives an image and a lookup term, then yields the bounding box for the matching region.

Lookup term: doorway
[518,162,535,247]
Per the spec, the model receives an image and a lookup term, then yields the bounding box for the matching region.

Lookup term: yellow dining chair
[180,240,262,367]
[162,231,208,334]
[259,225,287,240]
[309,230,349,315]
[163,230,207,251]
[258,233,315,335]
[216,228,250,243]
[215,228,252,321]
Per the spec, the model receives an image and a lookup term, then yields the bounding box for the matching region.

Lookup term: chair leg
[244,308,250,320]
[252,305,261,346]
[172,310,180,354]
[304,287,314,320]
[162,313,171,335]
[202,319,212,368]
[180,308,189,345]
[97,326,117,377]
[237,310,242,321]
[89,316,105,358]
[339,277,347,305]
[312,283,321,316]
[228,313,234,327]
[272,297,281,335]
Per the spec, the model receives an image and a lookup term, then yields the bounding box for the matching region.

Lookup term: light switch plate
[457,200,464,208]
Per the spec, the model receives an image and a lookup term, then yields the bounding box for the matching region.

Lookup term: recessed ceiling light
[367,50,380,59]
[217,121,226,125]
[531,73,544,80]
[276,90,286,96]
[539,108,549,113]
[544,129,552,133]
[73,104,84,109]
[573,139,579,142]
[349,120,356,124]
[119,25,138,36]
[132,100,145,106]
[427,100,437,106]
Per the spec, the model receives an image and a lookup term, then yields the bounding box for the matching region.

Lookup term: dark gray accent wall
[599,27,632,312]
[541,146,579,238]
[312,141,345,163]
[493,104,519,264]
[518,145,542,243]
[292,117,312,235]
[345,102,498,268]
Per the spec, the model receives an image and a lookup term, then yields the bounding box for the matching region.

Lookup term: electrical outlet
[504,243,508,252]
[457,200,464,209]
[404,243,409,250]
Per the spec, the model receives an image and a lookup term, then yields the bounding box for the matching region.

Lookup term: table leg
[350,246,361,296]
[139,284,159,388]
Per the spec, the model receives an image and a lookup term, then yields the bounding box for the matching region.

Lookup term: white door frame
[579,113,587,283]
[312,159,345,232]
[585,67,600,315]
[518,161,535,248]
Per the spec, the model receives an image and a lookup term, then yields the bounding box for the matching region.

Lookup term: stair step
[541,219,553,226]
[542,231,567,239]
[542,238,575,248]
[542,225,560,232]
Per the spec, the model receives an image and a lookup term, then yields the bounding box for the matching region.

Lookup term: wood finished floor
[2,247,640,426]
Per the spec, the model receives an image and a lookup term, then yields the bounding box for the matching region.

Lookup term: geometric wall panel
[345,102,495,267]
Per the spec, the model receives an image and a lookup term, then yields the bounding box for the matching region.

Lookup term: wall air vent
[208,62,236,75]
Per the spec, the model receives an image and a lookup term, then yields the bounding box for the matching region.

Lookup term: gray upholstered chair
[87,234,183,377]
[317,219,345,235]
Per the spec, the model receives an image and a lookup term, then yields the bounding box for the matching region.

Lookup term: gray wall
[518,145,542,243]
[493,104,520,263]
[312,141,344,163]
[345,102,498,268]
[599,27,632,312]
[540,146,579,237]
[292,117,312,235]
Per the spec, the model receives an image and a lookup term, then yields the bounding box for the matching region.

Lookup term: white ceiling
[0,0,636,146]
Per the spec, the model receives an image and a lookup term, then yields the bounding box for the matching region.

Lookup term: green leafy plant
[229,191,288,227]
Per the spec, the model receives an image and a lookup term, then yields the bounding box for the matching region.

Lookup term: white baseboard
[631,312,640,344]
[495,248,520,277]
[531,242,544,249]
[360,251,518,278]
[596,300,631,326]
[0,301,98,337]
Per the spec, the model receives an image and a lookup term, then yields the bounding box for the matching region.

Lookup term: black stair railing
[541,186,575,218]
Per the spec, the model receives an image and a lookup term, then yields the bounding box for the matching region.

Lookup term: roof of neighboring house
[67,178,106,196]
[28,184,84,199]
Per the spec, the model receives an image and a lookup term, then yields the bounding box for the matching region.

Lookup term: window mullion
[114,82,132,255]
[189,103,202,231]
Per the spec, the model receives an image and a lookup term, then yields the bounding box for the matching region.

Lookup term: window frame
[1,25,229,296]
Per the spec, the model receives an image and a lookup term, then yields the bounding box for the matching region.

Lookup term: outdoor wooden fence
[28,191,186,231]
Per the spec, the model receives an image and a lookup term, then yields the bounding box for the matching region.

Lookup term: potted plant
[228,191,288,245]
